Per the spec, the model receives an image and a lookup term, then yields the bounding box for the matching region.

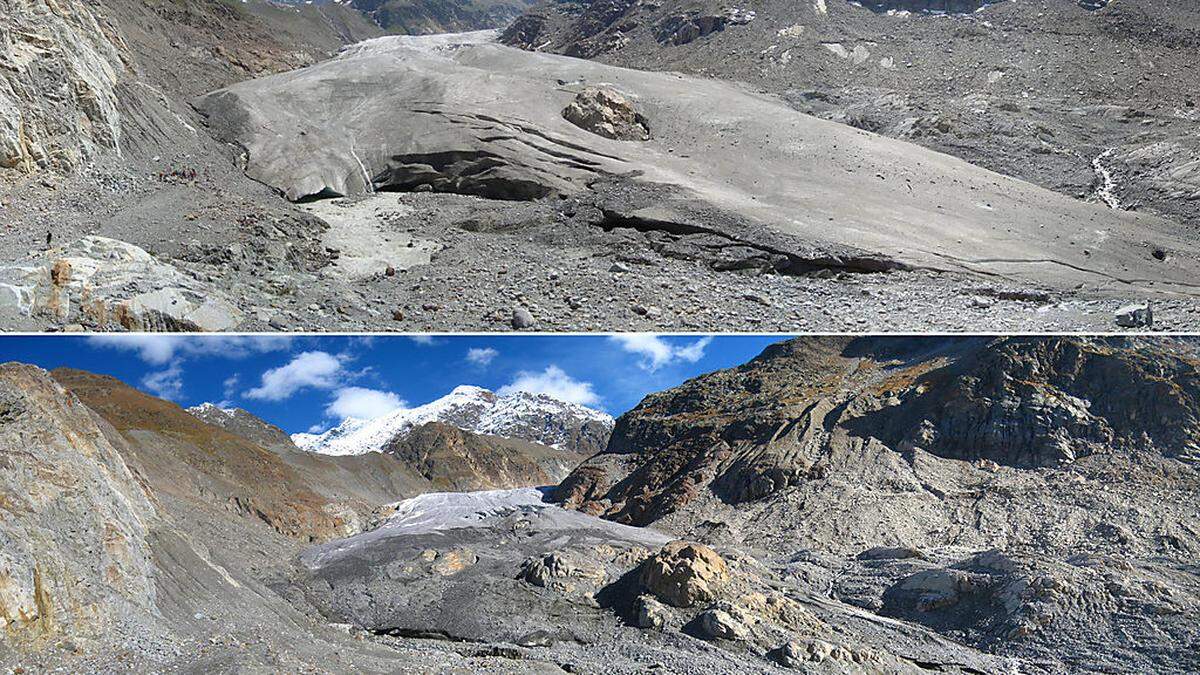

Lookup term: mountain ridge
[292,383,614,457]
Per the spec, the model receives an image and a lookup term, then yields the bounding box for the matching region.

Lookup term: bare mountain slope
[348,0,535,34]
[0,364,535,672]
[501,0,1200,225]
[551,336,1200,671]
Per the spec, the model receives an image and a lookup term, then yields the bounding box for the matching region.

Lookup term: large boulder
[0,237,244,331]
[638,541,729,607]
[561,87,650,142]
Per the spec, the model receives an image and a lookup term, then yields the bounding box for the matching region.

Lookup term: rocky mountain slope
[187,401,295,449]
[293,384,614,458]
[0,363,609,671]
[383,421,588,489]
[552,336,1200,671]
[347,0,535,33]
[5,341,1200,672]
[4,10,1197,331]
[501,0,1200,226]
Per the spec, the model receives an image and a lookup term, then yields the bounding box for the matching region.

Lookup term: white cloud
[609,335,712,371]
[466,347,499,367]
[216,374,240,408]
[408,336,437,346]
[326,387,406,421]
[674,336,713,363]
[245,351,344,401]
[142,361,183,400]
[498,365,599,406]
[88,335,291,365]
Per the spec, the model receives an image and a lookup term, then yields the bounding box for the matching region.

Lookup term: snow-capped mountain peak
[187,402,237,418]
[292,385,613,457]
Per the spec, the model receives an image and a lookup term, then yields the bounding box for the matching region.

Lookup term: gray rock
[562,87,650,141]
[1115,302,1153,328]
[0,0,124,173]
[634,595,670,630]
[697,606,749,641]
[0,237,244,331]
[0,364,157,645]
[511,307,536,329]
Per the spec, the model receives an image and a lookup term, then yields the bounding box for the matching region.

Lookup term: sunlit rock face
[0,0,126,174]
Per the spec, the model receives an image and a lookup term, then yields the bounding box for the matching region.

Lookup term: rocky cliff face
[551,336,1200,672]
[559,336,1200,524]
[0,0,127,173]
[0,363,156,651]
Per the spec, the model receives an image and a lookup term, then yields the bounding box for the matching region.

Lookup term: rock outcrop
[555,336,1200,525]
[638,541,729,607]
[0,237,244,331]
[0,363,156,648]
[0,0,126,173]
[562,87,649,141]
[551,336,1200,672]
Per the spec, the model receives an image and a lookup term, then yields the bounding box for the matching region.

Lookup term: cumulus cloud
[141,362,184,401]
[466,347,499,367]
[87,335,291,365]
[609,335,713,371]
[498,365,599,406]
[245,351,344,401]
[408,336,438,346]
[326,387,406,421]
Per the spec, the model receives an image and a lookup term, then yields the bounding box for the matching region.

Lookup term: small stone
[969,295,994,309]
[697,606,749,641]
[609,262,631,273]
[391,309,405,321]
[634,595,670,630]
[512,308,536,329]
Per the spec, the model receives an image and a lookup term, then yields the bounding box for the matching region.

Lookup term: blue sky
[0,335,785,434]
